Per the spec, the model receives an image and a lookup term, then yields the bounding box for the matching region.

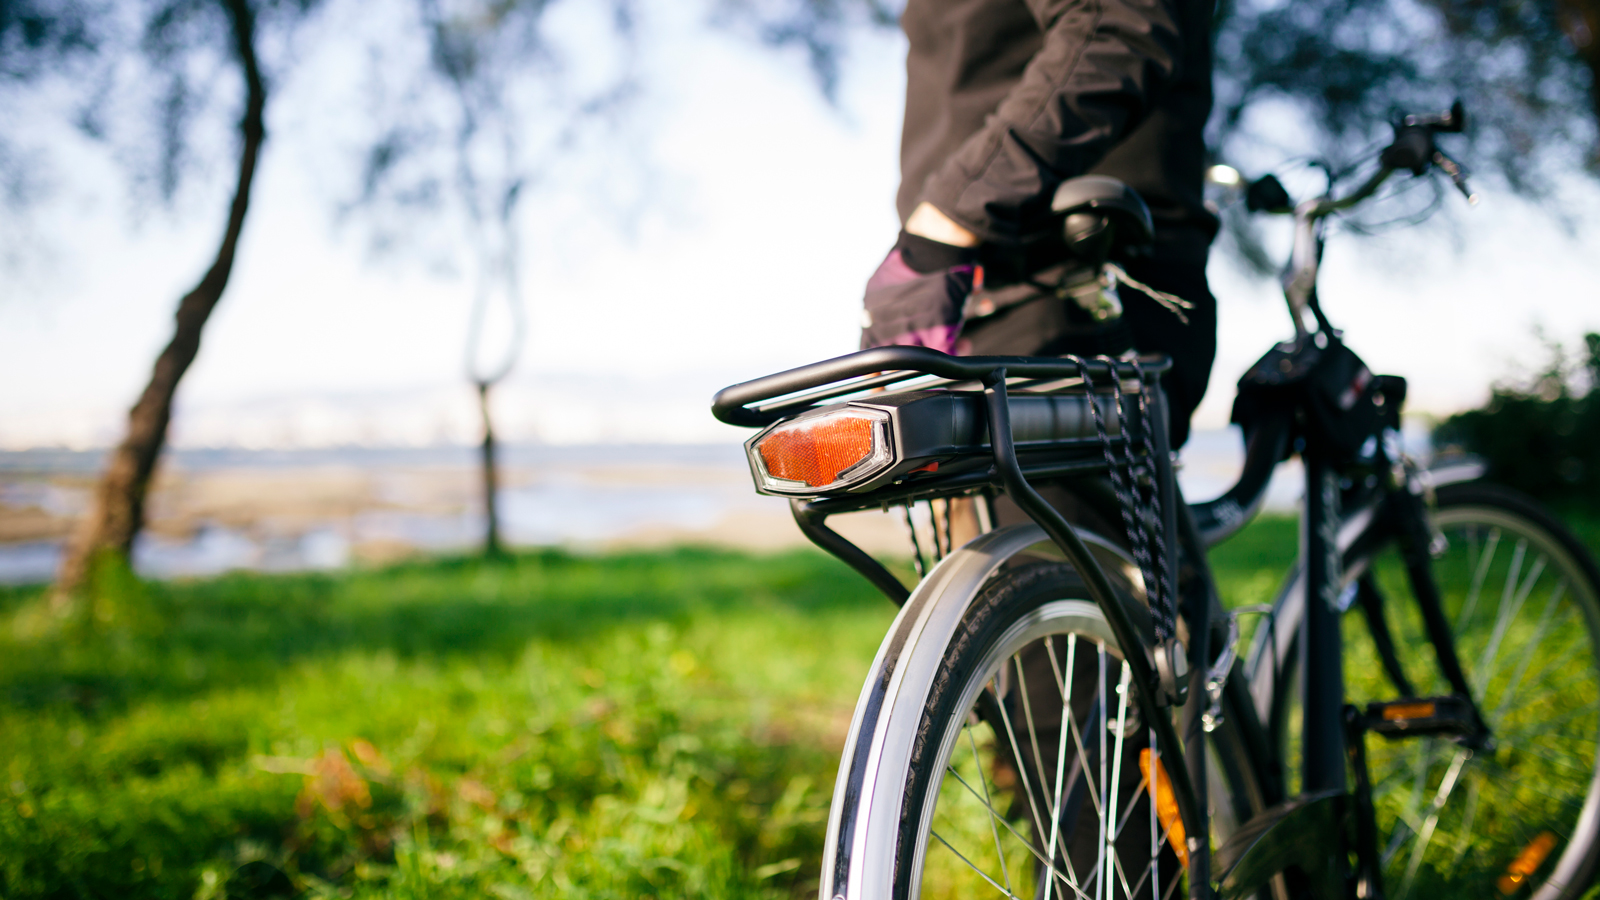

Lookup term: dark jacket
[897,0,1219,265]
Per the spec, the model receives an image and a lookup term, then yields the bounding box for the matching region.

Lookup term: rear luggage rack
[712,345,1165,428]
[714,346,1169,510]
[712,347,1175,605]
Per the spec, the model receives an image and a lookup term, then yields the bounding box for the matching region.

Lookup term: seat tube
[1301,452,1348,793]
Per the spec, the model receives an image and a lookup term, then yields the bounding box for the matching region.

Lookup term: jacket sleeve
[914,0,1186,244]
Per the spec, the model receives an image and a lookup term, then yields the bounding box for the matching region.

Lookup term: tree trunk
[476,380,505,557]
[54,0,266,605]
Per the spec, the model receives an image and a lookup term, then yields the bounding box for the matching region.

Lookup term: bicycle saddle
[1051,175,1154,266]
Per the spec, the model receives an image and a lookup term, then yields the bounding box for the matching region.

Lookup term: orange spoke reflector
[1383,701,1436,721]
[756,413,879,489]
[1498,831,1557,895]
[1139,748,1189,868]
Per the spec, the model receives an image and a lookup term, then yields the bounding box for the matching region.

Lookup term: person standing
[862,0,1219,448]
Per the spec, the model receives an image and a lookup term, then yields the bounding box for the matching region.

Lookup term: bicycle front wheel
[1346,482,1600,899]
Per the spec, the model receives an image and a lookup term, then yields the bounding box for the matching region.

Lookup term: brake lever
[1431,149,1478,206]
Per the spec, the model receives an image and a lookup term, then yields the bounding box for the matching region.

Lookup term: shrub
[1434,333,1600,509]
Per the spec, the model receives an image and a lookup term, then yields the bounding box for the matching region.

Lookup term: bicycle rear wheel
[828,552,1265,900]
[911,563,1182,899]
[1345,482,1600,899]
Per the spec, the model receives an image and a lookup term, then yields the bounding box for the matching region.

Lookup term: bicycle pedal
[1364,695,1475,738]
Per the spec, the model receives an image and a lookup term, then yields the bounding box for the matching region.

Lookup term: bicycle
[712,102,1600,900]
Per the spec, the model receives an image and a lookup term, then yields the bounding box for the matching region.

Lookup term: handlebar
[1237,102,1475,337]
[1265,101,1473,220]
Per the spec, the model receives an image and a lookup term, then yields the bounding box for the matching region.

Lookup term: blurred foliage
[730,0,1600,189]
[1435,332,1600,509]
[710,0,897,100]
[345,0,643,265]
[6,0,1599,221]
[1214,0,1600,189]
[0,0,322,207]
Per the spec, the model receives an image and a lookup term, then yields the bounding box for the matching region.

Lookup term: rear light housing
[737,385,1136,498]
[747,406,894,495]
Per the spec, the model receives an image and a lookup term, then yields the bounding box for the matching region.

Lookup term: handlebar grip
[1380,127,1436,175]
[1384,100,1468,176]
[1245,175,1293,213]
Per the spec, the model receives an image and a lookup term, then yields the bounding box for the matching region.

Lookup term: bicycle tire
[827,554,1265,900]
[1337,482,1600,899]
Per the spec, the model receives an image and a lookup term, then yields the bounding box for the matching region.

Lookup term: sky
[2,0,1598,451]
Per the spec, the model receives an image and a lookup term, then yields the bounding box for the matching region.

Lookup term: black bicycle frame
[715,343,1497,898]
[1302,451,1349,796]
[982,370,1213,897]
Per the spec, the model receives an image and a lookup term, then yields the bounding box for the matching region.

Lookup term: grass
[1,511,1595,899]
[0,548,899,899]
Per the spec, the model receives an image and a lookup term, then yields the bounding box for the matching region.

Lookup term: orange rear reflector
[1139,748,1189,868]
[1498,831,1557,895]
[1383,701,1437,721]
[756,413,879,489]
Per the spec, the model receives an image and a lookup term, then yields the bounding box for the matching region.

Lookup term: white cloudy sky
[2,0,1598,450]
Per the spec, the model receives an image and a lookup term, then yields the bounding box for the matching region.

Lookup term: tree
[1,0,322,608]
[348,0,639,557]
[1,0,645,593]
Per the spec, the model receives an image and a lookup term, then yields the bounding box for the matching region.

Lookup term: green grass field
[1,512,1594,899]
[1,547,916,899]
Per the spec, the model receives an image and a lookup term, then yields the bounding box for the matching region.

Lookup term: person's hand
[859,214,981,353]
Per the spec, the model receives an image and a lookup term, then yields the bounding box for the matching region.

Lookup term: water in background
[0,429,1408,585]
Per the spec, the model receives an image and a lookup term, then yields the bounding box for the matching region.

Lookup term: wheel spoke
[1149,734,1159,900]
[1046,635,1104,821]
[988,681,1068,888]
[1448,772,1480,866]
[1381,817,1412,868]
[966,724,1015,895]
[943,757,1091,900]
[1160,863,1183,900]
[1499,629,1589,724]
[1015,654,1058,821]
[1015,639,1105,897]
[1110,840,1138,900]
[1454,528,1500,633]
[1471,544,1543,697]
[1103,663,1132,900]
[1397,748,1471,898]
[1097,647,1108,899]
[1113,774,1149,843]
[1491,578,1569,719]
[1044,636,1078,900]
[930,829,1025,899]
